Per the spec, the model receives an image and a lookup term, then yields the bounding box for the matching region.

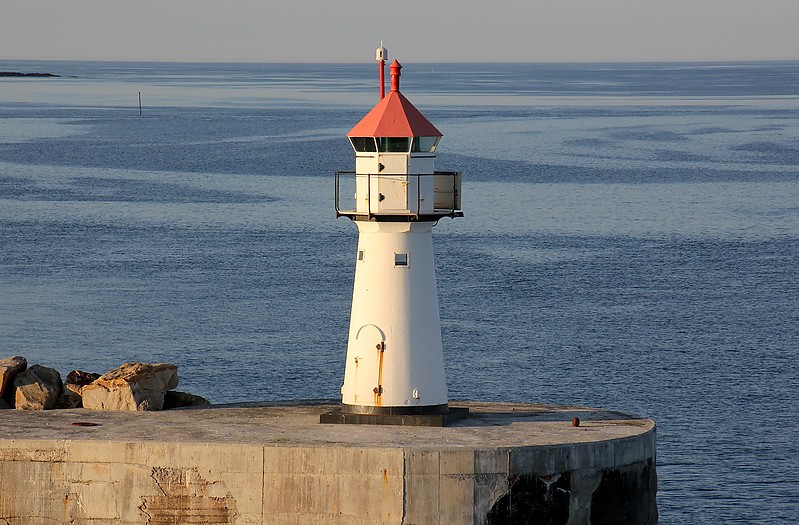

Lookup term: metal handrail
[334,171,461,220]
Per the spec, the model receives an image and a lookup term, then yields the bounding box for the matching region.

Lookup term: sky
[1,0,797,63]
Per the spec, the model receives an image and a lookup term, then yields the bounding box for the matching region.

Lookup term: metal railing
[335,171,462,221]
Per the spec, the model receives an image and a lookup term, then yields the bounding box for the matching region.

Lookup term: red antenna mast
[376,42,388,100]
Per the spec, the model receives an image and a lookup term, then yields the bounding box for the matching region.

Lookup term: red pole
[379,59,385,100]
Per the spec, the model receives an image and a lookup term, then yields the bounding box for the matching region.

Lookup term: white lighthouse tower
[324,47,463,425]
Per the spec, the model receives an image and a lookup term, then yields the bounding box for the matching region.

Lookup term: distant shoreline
[0,71,60,78]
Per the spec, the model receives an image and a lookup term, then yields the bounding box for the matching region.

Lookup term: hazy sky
[2,0,797,63]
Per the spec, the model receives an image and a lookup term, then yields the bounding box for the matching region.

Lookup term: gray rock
[65,369,101,388]
[55,387,83,409]
[163,390,211,409]
[14,365,63,410]
[0,356,28,401]
[82,362,178,411]
[56,369,102,409]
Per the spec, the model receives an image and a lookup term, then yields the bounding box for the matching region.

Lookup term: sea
[1,59,798,523]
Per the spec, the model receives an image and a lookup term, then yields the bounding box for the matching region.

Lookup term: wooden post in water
[138,92,142,116]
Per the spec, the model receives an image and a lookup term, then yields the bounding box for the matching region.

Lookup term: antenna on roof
[376,42,388,100]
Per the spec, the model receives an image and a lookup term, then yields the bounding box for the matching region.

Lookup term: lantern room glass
[412,137,440,153]
[349,137,377,152]
[377,137,410,153]
[350,136,440,153]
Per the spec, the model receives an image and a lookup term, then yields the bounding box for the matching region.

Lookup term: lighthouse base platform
[320,406,470,426]
[0,401,657,525]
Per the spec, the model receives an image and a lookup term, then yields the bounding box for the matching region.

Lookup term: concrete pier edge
[0,401,657,524]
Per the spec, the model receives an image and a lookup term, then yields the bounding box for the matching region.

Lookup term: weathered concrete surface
[0,401,657,524]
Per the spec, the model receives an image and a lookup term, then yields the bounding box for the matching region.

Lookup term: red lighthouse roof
[347,60,442,138]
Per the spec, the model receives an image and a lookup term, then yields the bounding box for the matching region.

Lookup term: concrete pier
[0,401,657,524]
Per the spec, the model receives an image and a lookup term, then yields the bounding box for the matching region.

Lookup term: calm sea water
[1,60,798,523]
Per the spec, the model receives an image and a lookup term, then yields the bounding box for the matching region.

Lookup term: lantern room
[335,60,462,221]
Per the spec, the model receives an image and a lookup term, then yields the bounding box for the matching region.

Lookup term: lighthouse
[323,47,464,425]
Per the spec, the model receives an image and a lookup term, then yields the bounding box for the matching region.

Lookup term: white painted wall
[341,221,448,409]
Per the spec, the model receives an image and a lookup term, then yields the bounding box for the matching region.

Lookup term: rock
[163,390,211,410]
[55,369,102,408]
[1,356,28,401]
[56,388,83,409]
[14,365,63,410]
[82,362,178,411]
[0,72,60,78]
[66,369,102,388]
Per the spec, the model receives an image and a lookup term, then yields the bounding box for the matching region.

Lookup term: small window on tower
[358,250,365,261]
[394,253,409,267]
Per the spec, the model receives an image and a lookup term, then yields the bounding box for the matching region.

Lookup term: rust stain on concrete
[139,467,237,524]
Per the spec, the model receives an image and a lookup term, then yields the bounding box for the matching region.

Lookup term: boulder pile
[0,356,209,411]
